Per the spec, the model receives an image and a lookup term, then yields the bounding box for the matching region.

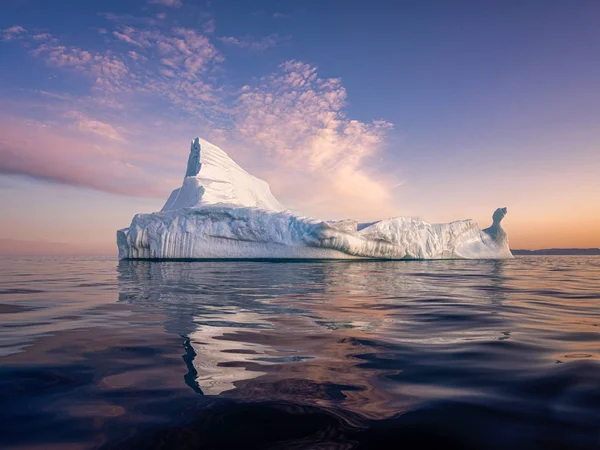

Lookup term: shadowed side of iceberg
[117,138,513,260]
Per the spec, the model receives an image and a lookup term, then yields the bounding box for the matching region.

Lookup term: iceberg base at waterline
[117,138,513,260]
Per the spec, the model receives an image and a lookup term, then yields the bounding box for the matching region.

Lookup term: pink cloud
[32,33,51,41]
[127,50,147,62]
[19,26,223,117]
[113,30,142,47]
[0,117,174,199]
[105,26,222,76]
[1,25,26,41]
[203,18,216,34]
[31,38,130,92]
[230,61,397,220]
[64,111,125,141]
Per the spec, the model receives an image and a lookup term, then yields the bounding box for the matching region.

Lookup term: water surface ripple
[1,256,599,449]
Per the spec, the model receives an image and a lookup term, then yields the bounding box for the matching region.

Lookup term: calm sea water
[1,256,599,449]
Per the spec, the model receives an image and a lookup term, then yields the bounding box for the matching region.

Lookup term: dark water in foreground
[1,256,599,449]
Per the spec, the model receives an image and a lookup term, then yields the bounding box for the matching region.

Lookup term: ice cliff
[117,138,513,260]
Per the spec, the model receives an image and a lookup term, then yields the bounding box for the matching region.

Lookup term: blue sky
[1,0,599,253]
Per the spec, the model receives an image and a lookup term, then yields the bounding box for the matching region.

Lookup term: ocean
[1,256,599,449]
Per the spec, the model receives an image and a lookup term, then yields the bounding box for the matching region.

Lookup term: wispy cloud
[64,111,125,141]
[203,18,216,34]
[113,30,142,47]
[231,61,396,219]
[108,26,225,117]
[16,25,224,119]
[107,26,223,75]
[99,13,159,27]
[31,35,130,92]
[32,33,51,41]
[218,34,288,51]
[127,50,147,62]
[148,0,182,7]
[2,25,26,41]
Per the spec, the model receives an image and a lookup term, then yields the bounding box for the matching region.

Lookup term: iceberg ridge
[117,138,512,260]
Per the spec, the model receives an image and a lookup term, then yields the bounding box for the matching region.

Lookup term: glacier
[117,138,512,260]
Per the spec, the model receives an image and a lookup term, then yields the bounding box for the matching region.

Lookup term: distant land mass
[512,248,600,255]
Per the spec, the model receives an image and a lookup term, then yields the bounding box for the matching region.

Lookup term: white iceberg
[117,138,512,260]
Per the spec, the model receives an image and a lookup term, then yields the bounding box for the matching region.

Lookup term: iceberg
[117,138,512,260]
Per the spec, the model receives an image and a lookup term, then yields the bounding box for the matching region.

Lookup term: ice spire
[185,137,201,178]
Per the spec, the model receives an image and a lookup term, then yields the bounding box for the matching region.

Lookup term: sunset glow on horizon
[1,0,599,255]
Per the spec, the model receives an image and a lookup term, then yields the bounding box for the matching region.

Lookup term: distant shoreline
[512,248,600,255]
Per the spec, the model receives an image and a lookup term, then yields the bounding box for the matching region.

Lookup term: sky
[0,0,599,255]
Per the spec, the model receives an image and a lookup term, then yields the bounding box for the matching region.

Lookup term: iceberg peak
[117,138,513,260]
[161,138,285,213]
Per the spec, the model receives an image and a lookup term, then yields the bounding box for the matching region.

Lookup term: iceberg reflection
[117,259,513,417]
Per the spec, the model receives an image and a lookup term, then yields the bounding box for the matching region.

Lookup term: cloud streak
[0,117,174,198]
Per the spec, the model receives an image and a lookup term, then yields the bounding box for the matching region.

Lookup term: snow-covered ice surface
[161,139,285,213]
[117,138,513,260]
